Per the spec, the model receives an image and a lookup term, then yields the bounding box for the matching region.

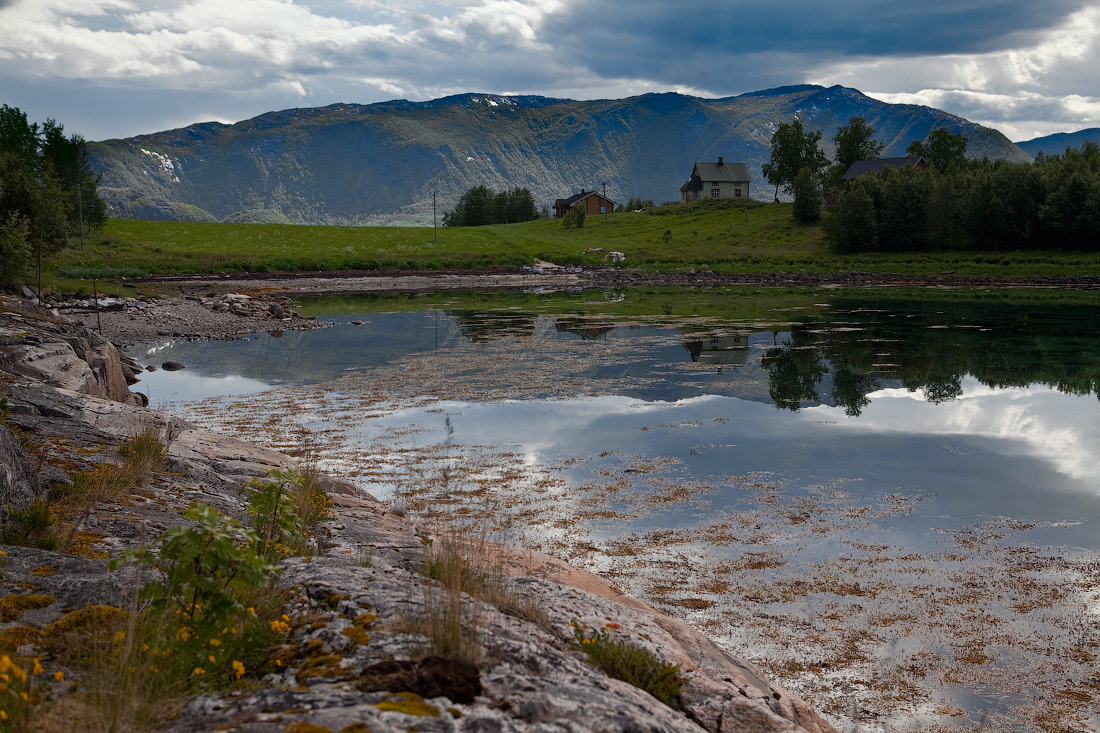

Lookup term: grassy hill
[43,200,1100,294]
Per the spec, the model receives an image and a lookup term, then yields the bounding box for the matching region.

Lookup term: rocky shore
[0,294,836,732]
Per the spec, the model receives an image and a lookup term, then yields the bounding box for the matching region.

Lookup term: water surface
[128,288,1100,731]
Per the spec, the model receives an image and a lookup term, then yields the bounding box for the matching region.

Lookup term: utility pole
[602,181,608,222]
[433,191,438,242]
[78,181,85,252]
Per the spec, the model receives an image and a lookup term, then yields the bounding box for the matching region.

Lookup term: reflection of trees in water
[759,298,1100,415]
[831,365,877,416]
[761,342,828,411]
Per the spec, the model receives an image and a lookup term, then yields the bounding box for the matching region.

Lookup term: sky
[1,0,1099,143]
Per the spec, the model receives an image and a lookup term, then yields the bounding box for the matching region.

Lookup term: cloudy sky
[2,0,1099,143]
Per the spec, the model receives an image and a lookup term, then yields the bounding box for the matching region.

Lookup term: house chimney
[717,156,724,165]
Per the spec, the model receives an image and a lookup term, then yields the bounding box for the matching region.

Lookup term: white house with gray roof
[679,157,751,202]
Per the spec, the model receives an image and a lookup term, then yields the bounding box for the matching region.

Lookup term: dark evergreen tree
[0,105,106,281]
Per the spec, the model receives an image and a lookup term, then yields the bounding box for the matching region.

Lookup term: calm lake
[128,287,1100,732]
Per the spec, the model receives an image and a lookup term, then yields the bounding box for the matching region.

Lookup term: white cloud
[0,0,1097,140]
[811,5,1100,139]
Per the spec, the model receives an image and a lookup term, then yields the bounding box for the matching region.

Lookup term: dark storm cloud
[548,1,1086,56]
[542,0,1089,88]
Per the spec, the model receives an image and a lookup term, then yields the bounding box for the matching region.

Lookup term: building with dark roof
[841,156,927,183]
[680,157,751,202]
[552,189,617,219]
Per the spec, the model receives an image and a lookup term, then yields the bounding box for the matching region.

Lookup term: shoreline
[138,266,1100,296]
[65,267,1100,347]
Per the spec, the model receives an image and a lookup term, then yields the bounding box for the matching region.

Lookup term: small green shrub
[1,498,59,551]
[571,620,683,710]
[110,502,281,689]
[245,469,309,561]
[117,429,166,476]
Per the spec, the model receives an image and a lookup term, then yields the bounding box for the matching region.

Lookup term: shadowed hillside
[1015,128,1100,157]
[87,85,1029,225]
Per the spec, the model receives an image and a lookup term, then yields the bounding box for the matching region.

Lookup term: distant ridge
[87,85,1030,226]
[1015,128,1100,158]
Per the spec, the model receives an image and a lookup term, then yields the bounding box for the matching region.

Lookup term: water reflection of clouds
[130,369,274,407]
[805,377,1100,483]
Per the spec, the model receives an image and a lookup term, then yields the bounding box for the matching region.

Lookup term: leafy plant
[245,469,308,561]
[570,620,683,710]
[111,503,278,658]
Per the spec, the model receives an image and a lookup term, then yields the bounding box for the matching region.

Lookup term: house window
[710,188,720,198]
[734,187,742,197]
[600,206,606,214]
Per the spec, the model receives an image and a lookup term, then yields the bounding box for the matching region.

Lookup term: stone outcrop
[0,297,837,733]
[0,424,39,521]
[0,300,145,406]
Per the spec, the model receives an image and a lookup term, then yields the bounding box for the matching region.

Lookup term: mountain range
[1014,128,1100,158]
[87,84,1036,226]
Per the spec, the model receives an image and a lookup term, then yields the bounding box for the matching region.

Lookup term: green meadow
[43,199,1100,294]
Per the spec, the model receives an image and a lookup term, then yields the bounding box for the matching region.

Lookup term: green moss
[340,627,370,646]
[374,692,441,718]
[66,530,111,559]
[0,625,43,654]
[294,654,348,686]
[0,593,56,622]
[42,605,127,638]
[28,565,53,577]
[353,612,379,629]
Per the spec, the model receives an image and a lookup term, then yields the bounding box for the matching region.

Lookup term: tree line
[764,113,1100,252]
[825,142,1100,253]
[442,185,540,227]
[0,104,106,283]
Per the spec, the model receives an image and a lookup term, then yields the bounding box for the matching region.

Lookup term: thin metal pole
[433,191,438,242]
[78,181,85,252]
[92,278,102,334]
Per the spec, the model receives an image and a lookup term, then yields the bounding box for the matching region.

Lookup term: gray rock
[0,423,40,518]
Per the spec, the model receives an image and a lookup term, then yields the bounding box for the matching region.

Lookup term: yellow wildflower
[232,660,245,679]
[192,667,205,676]
[53,671,64,682]
[32,659,44,676]
[113,631,126,644]
[208,638,221,647]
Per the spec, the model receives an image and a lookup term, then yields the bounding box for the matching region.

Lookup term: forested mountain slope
[1015,128,1100,157]
[87,85,1029,225]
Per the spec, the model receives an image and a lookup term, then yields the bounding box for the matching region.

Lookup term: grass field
[41,198,1100,294]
